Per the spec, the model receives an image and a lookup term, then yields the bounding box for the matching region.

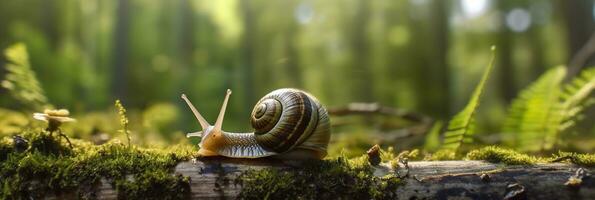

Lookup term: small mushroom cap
[44,109,70,117]
[34,109,76,123]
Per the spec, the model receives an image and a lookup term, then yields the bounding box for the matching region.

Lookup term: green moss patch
[552,151,595,167]
[465,146,546,165]
[465,146,595,167]
[0,137,11,161]
[424,149,457,161]
[238,156,403,200]
[0,130,195,199]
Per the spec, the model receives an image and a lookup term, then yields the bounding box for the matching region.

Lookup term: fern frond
[1,43,49,110]
[441,46,496,152]
[503,66,594,152]
[502,66,566,151]
[423,121,443,152]
[556,67,595,135]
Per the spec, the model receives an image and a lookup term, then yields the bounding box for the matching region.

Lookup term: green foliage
[1,43,49,110]
[424,149,456,161]
[115,100,131,147]
[441,47,496,152]
[558,67,595,132]
[142,103,180,139]
[465,146,595,167]
[25,130,74,156]
[423,121,443,152]
[503,66,566,151]
[503,67,595,151]
[238,155,402,200]
[0,137,12,161]
[0,131,195,199]
[0,108,29,136]
[465,146,544,165]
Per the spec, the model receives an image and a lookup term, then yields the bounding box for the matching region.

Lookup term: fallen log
[91,158,594,200]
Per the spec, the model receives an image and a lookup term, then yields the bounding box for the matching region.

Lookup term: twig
[328,102,431,123]
[567,31,595,81]
[58,129,73,149]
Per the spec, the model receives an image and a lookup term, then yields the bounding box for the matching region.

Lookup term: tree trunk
[347,0,374,102]
[111,0,130,100]
[559,0,595,79]
[496,1,516,103]
[89,159,593,199]
[559,0,595,61]
[239,0,256,111]
[429,0,451,118]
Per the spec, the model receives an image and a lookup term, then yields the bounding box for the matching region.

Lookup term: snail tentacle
[186,131,202,138]
[181,94,210,130]
[213,89,232,132]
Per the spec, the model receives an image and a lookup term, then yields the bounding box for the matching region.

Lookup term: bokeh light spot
[461,0,489,19]
[295,3,315,25]
[506,8,532,32]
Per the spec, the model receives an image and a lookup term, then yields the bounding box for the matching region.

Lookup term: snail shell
[251,88,331,156]
[182,88,331,159]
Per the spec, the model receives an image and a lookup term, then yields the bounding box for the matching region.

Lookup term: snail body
[182,88,331,159]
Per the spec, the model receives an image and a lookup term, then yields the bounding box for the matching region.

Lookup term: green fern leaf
[502,66,566,151]
[1,43,49,110]
[503,66,594,152]
[556,67,595,135]
[423,121,443,152]
[441,46,496,152]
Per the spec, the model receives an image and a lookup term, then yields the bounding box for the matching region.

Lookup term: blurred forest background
[0,0,594,156]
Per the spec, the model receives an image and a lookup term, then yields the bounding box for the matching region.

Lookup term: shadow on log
[92,158,594,200]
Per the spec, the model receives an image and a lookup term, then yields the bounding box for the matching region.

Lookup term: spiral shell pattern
[251,88,329,153]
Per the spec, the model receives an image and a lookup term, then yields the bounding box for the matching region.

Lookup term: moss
[465,146,544,165]
[552,151,595,167]
[327,131,378,158]
[238,155,403,200]
[0,137,12,161]
[424,149,457,161]
[423,147,595,167]
[0,130,195,199]
[4,129,594,199]
[24,130,73,156]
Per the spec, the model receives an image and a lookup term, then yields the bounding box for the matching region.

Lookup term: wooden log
[92,158,593,200]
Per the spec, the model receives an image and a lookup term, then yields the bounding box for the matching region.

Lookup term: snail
[181,88,331,159]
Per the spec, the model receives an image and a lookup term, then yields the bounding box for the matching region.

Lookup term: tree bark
[89,159,593,200]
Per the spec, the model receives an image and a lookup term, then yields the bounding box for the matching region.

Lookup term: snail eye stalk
[181,94,210,130]
[213,89,232,132]
[186,131,202,138]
